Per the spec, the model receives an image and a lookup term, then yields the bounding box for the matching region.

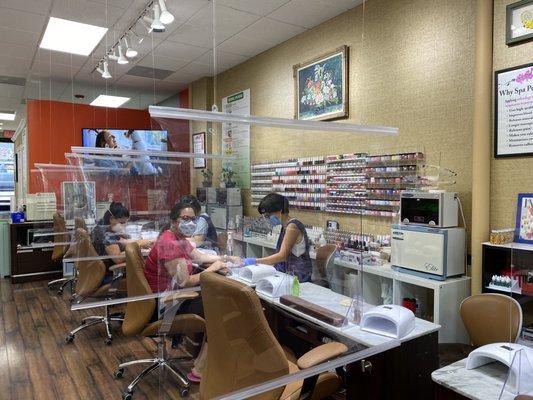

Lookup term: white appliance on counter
[391,224,465,281]
[400,191,458,228]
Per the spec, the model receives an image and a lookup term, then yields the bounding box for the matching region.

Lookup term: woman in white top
[243,193,312,282]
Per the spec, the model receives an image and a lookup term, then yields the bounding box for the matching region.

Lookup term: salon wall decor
[515,193,533,244]
[293,46,348,121]
[494,62,533,157]
[506,0,533,45]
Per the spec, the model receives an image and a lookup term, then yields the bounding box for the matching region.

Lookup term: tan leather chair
[314,244,337,287]
[199,272,347,400]
[47,213,71,293]
[114,242,205,400]
[461,293,522,346]
[439,293,523,367]
[65,229,125,345]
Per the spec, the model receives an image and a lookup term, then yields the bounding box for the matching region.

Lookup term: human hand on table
[243,258,256,266]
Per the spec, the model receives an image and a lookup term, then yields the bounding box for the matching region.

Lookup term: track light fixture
[108,45,129,64]
[96,60,112,79]
[123,37,138,58]
[158,0,175,24]
[143,4,165,32]
[92,1,176,80]
[139,18,153,34]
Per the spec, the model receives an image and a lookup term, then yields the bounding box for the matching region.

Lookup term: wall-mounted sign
[495,62,533,157]
[193,132,206,169]
[222,89,250,189]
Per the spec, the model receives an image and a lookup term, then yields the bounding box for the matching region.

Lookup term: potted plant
[201,169,213,187]
[221,167,237,188]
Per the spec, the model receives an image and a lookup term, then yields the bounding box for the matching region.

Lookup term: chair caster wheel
[114,368,124,379]
[180,388,189,398]
[105,337,113,345]
[122,391,133,400]
[65,335,74,344]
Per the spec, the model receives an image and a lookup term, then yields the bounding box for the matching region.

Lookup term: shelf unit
[325,153,367,215]
[334,258,470,343]
[362,152,423,218]
[482,242,533,299]
[250,151,424,218]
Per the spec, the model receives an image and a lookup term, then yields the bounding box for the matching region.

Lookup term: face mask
[178,220,197,237]
[111,223,125,233]
[269,215,282,227]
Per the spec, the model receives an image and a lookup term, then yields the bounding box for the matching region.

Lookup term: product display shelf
[363,152,424,217]
[482,242,533,301]
[271,156,327,211]
[326,153,368,215]
[334,257,470,343]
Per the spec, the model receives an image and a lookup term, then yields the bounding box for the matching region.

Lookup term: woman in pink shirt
[144,201,239,383]
[145,201,236,293]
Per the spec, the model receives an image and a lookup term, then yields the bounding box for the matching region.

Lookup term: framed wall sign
[494,62,533,157]
[506,0,533,45]
[515,193,533,244]
[193,132,206,169]
[293,46,349,121]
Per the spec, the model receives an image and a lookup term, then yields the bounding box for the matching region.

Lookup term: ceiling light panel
[0,112,16,121]
[40,17,108,56]
[90,95,130,108]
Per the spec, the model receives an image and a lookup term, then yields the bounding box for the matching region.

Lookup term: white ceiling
[0,0,363,131]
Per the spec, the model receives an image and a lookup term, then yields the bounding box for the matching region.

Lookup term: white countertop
[432,358,526,400]
[483,241,533,252]
[239,279,440,347]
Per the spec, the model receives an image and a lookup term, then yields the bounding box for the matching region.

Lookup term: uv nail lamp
[466,343,533,394]
[360,305,415,339]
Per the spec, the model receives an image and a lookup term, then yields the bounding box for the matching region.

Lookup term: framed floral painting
[293,46,348,121]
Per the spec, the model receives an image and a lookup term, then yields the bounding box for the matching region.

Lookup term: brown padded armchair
[65,229,125,345]
[199,272,348,400]
[114,242,206,400]
[47,213,71,293]
[314,244,337,287]
[439,293,523,367]
[461,293,522,346]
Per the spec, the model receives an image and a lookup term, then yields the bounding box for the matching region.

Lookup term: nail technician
[243,193,313,283]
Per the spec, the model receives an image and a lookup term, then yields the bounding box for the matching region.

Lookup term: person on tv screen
[93,130,134,175]
[124,130,161,175]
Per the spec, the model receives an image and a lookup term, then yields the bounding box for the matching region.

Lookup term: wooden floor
[0,278,200,400]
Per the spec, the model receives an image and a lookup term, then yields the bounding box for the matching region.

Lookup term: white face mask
[178,220,197,237]
[111,223,125,233]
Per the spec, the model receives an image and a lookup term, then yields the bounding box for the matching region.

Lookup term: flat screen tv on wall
[81,128,169,176]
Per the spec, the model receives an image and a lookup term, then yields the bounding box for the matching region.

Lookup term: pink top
[144,230,194,293]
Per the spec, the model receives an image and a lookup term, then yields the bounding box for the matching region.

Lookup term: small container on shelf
[489,228,515,245]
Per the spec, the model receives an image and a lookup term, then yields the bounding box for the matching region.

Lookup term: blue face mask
[268,215,282,227]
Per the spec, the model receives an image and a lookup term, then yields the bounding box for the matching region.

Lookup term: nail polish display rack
[250,152,424,217]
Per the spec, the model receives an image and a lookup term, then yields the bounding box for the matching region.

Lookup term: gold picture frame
[293,45,349,121]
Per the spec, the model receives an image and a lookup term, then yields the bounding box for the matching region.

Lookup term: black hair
[95,130,107,148]
[101,202,130,225]
[178,195,202,215]
[170,201,196,221]
[258,193,289,215]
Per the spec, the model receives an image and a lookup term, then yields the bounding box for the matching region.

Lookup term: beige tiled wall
[192,0,476,235]
[491,0,533,230]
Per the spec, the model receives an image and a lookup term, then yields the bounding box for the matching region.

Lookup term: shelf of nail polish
[272,187,327,194]
[326,207,365,215]
[327,194,367,200]
[365,152,424,166]
[272,175,326,184]
[362,209,397,217]
[325,153,368,163]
